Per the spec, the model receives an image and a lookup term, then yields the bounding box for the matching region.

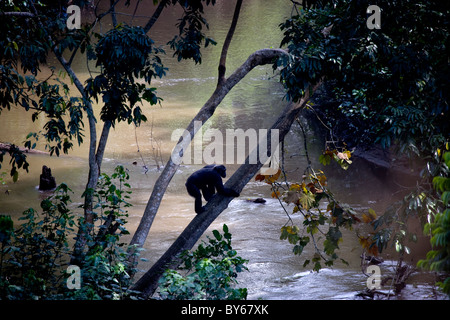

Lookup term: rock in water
[39,165,56,191]
[245,197,266,204]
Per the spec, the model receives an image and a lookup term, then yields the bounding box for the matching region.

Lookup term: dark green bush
[0,166,139,300]
[158,224,248,300]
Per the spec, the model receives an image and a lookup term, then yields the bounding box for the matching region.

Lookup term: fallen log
[0,142,49,155]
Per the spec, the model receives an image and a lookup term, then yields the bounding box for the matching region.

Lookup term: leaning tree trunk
[132,84,319,298]
[129,0,277,253]
[129,48,289,251]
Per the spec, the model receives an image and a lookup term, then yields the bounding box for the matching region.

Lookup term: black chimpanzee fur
[185,165,240,214]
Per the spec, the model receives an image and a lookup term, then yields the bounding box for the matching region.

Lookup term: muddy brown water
[0,0,446,299]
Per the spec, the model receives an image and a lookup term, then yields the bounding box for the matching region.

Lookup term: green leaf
[442,191,450,206]
[212,229,222,241]
[319,154,331,166]
[433,176,450,192]
[313,261,322,272]
[0,215,14,242]
[12,170,19,183]
[293,244,304,255]
[280,226,289,240]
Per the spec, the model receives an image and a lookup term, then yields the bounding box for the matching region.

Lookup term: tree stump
[39,165,56,191]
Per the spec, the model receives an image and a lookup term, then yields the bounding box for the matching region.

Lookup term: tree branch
[27,0,100,263]
[132,83,320,298]
[129,48,288,251]
[110,0,118,27]
[0,12,35,17]
[67,0,122,66]
[217,0,243,86]
[95,120,112,169]
[143,0,169,33]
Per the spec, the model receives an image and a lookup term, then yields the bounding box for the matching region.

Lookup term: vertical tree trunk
[71,121,112,264]
[48,37,101,265]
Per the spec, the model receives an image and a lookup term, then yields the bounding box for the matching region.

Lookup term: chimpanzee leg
[202,184,215,202]
[186,182,204,214]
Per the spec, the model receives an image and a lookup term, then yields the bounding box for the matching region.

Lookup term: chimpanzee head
[214,165,227,178]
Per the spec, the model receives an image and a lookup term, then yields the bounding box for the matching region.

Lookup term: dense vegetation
[0,0,449,299]
[0,166,138,299]
[270,0,449,296]
[0,166,246,299]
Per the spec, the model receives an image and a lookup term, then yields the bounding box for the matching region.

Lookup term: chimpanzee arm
[214,174,239,197]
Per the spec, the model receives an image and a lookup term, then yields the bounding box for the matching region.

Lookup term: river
[0,0,446,300]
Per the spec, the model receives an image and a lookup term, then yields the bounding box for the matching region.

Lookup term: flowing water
[0,0,446,300]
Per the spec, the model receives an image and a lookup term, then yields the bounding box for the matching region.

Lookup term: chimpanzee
[185,165,240,214]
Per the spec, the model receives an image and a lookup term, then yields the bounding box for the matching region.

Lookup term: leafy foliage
[257,166,358,271]
[72,165,139,299]
[319,149,352,170]
[0,0,220,181]
[418,151,450,296]
[85,24,166,126]
[0,166,140,300]
[277,0,449,156]
[158,224,248,300]
[0,0,88,176]
[273,0,449,296]
[0,183,76,299]
[0,144,29,183]
[167,0,217,64]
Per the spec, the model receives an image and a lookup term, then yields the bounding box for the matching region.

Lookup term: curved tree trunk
[129,47,288,250]
[132,84,319,298]
[128,1,293,292]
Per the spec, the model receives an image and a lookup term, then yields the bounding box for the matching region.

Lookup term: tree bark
[129,48,288,250]
[143,0,169,33]
[217,0,243,86]
[54,50,100,264]
[27,0,101,263]
[132,85,318,298]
